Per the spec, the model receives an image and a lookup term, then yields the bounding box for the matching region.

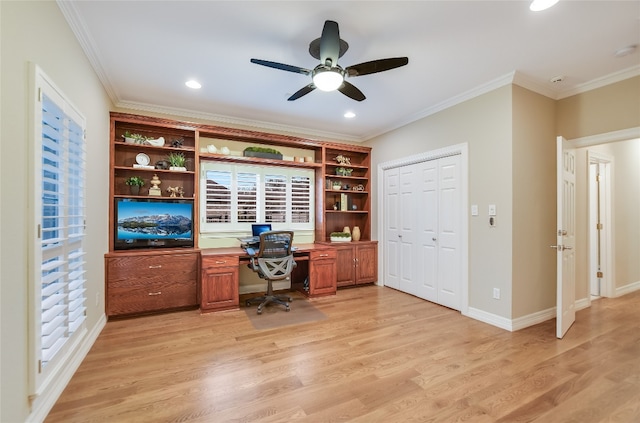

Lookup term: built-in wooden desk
[200,244,337,313]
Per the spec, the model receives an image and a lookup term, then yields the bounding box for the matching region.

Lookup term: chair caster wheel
[285,307,290,312]
[257,309,263,315]
[246,300,251,307]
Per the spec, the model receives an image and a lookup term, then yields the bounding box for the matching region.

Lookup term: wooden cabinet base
[105,250,199,318]
[200,255,239,313]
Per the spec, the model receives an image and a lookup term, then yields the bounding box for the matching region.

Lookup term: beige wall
[559,77,640,301]
[511,86,557,318]
[557,76,640,139]
[0,2,112,422]
[366,85,515,318]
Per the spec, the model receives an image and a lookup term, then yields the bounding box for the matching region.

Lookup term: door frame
[377,143,469,315]
[587,151,613,300]
[565,126,639,301]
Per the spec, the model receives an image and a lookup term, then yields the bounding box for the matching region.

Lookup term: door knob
[432,237,437,242]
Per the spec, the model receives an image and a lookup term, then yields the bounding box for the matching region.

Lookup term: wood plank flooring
[46,286,640,423]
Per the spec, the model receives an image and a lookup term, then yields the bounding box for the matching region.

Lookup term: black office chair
[245,231,296,314]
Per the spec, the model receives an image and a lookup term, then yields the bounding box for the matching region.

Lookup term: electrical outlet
[493,288,500,299]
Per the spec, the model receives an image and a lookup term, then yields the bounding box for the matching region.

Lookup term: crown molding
[115,100,363,144]
[56,1,119,102]
[556,65,640,99]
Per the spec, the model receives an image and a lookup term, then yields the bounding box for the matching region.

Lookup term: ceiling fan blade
[345,57,409,77]
[250,59,311,75]
[288,84,316,101]
[320,20,340,67]
[338,81,366,102]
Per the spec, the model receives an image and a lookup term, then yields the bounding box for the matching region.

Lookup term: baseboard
[467,307,513,331]
[28,313,107,423]
[467,306,555,332]
[616,280,640,297]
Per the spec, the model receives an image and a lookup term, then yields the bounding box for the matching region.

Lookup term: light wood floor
[46,286,640,423]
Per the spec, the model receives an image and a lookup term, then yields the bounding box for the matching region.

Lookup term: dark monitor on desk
[251,223,272,237]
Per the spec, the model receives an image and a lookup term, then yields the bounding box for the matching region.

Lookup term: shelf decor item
[335,154,351,165]
[166,152,187,171]
[145,136,165,147]
[336,167,353,176]
[352,226,361,241]
[125,176,145,195]
[122,131,148,144]
[332,181,342,190]
[148,174,162,196]
[243,146,283,160]
[330,232,352,242]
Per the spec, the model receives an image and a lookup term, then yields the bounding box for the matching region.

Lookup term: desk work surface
[200,243,332,258]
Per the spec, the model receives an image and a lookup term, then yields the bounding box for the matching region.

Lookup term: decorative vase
[343,226,350,235]
[129,185,140,195]
[352,226,361,242]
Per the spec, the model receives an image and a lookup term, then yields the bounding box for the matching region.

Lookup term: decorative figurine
[166,186,184,198]
[148,174,162,196]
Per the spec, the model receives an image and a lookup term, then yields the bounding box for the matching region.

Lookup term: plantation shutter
[200,163,314,233]
[32,65,87,395]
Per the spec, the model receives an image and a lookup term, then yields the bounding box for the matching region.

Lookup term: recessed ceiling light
[530,0,559,11]
[344,111,356,119]
[185,80,202,89]
[549,75,564,83]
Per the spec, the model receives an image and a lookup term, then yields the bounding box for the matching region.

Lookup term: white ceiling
[60,1,640,142]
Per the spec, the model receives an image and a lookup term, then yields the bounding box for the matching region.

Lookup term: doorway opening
[587,151,613,301]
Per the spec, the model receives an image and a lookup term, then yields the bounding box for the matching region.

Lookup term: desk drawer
[108,278,196,315]
[309,249,337,261]
[202,255,239,269]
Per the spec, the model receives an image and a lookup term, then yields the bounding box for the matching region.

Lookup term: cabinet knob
[319,254,329,257]
[215,260,227,264]
[148,291,162,296]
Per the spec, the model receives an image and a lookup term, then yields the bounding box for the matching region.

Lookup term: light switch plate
[471,205,478,216]
[488,204,497,216]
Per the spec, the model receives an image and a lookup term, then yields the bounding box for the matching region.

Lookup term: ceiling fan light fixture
[313,67,344,92]
[529,0,559,11]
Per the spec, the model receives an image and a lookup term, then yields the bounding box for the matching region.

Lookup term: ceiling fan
[251,20,409,102]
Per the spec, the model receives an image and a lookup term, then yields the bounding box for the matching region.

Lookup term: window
[30,66,87,395]
[200,162,314,233]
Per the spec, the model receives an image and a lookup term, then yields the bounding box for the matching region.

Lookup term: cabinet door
[309,249,337,296]
[201,256,239,312]
[335,245,355,287]
[356,243,378,284]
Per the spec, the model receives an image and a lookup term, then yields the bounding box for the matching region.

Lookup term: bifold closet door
[384,154,462,311]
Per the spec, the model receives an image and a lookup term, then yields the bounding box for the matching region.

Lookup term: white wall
[0,2,111,422]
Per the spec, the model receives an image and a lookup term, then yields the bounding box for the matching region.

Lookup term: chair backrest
[254,231,295,280]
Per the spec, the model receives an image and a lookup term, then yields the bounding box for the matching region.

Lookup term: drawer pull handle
[148,291,162,296]
[148,265,162,269]
[215,260,227,264]
[319,254,329,257]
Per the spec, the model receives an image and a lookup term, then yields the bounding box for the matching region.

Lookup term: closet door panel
[417,161,438,302]
[437,155,462,310]
[384,168,400,289]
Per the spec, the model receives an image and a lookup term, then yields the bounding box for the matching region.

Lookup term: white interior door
[417,160,438,302]
[436,155,462,310]
[556,136,576,339]
[384,168,400,290]
[399,165,418,295]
